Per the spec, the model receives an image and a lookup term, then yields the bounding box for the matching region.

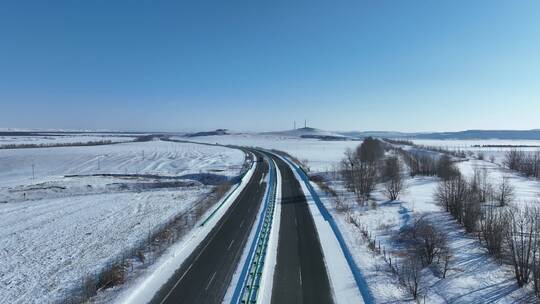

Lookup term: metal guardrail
[200,152,254,227]
[231,154,277,304]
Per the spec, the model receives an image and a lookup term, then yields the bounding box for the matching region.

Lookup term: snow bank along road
[150,149,268,304]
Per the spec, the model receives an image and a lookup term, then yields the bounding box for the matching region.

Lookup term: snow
[0,140,245,304]
[116,157,256,304]
[456,159,540,204]
[0,188,207,304]
[410,139,540,167]
[181,133,360,172]
[0,134,135,147]
[0,140,244,187]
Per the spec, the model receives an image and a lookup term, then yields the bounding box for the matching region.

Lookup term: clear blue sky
[1,1,539,132]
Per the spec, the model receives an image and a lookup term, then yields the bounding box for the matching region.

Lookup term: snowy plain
[0,140,245,304]
[0,134,136,147]
[183,133,360,172]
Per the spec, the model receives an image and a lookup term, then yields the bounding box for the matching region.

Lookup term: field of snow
[0,140,244,187]
[0,140,245,303]
[183,133,361,172]
[411,139,540,166]
[0,134,136,147]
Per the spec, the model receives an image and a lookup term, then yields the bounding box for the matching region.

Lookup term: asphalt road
[270,155,333,304]
[151,150,268,304]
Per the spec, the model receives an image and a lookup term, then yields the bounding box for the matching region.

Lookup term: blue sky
[1,1,539,132]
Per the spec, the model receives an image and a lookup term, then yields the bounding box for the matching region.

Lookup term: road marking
[299,266,303,286]
[206,272,217,290]
[159,218,220,304]
[227,239,235,251]
[240,219,245,228]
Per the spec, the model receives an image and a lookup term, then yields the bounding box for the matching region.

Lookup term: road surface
[151,150,268,304]
[270,154,333,304]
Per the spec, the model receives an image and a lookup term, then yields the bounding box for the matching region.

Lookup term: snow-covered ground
[312,143,540,303]
[181,133,360,172]
[0,140,245,304]
[411,139,540,166]
[0,134,136,147]
[0,140,244,187]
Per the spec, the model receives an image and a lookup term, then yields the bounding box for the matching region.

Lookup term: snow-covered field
[0,134,136,147]
[183,133,360,172]
[411,139,540,166]
[0,140,245,303]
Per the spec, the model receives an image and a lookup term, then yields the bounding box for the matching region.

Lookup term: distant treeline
[0,140,116,149]
[383,138,415,146]
[472,144,540,148]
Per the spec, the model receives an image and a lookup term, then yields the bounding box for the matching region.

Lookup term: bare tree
[479,206,508,262]
[383,156,405,201]
[505,207,540,287]
[435,175,468,221]
[440,246,452,278]
[495,175,515,207]
[357,137,384,163]
[401,252,423,300]
[414,217,448,265]
[437,154,460,180]
[470,166,492,203]
[340,142,380,205]
[462,199,482,233]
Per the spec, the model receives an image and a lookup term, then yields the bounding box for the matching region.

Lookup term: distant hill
[185,129,229,137]
[263,127,351,141]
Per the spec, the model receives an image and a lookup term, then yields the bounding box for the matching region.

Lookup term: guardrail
[281,156,375,304]
[200,151,254,227]
[231,154,277,304]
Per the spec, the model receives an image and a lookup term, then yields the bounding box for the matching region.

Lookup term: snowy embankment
[0,140,245,304]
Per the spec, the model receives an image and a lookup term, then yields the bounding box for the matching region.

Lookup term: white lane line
[206,272,217,291]
[240,219,245,228]
[299,266,303,286]
[227,239,235,251]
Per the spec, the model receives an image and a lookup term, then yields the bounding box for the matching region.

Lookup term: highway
[149,149,333,304]
[269,154,334,304]
[151,150,268,304]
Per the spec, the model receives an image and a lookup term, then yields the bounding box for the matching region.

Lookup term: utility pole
[294,121,296,130]
[97,155,101,170]
[31,160,35,180]
[304,119,307,128]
